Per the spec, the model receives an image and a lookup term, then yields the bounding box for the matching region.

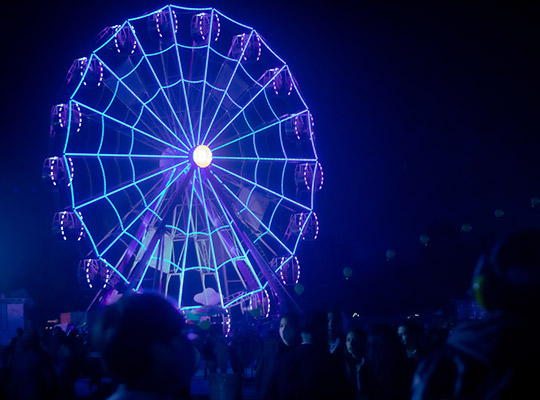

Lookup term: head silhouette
[92,292,196,397]
[473,229,540,314]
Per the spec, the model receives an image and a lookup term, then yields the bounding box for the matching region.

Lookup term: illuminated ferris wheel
[43,4,323,319]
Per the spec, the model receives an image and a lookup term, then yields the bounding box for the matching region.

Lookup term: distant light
[461,224,472,233]
[193,145,212,168]
[419,234,430,246]
[386,249,396,260]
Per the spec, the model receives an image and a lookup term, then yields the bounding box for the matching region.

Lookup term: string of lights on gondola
[152,8,178,38]
[231,32,261,62]
[67,57,104,87]
[191,12,220,43]
[248,289,270,318]
[271,256,301,286]
[113,25,137,54]
[52,103,82,134]
[43,157,75,187]
[59,210,84,241]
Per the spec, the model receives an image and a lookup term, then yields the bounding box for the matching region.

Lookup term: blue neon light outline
[212,156,316,162]
[206,65,287,147]
[126,21,191,147]
[166,223,229,237]
[60,4,321,313]
[196,168,225,308]
[69,56,92,101]
[125,231,146,249]
[143,42,176,57]
[238,62,264,87]
[97,115,107,194]
[93,21,128,54]
[263,89,280,121]
[210,171,293,255]
[292,210,316,255]
[278,123,288,193]
[214,9,253,30]
[118,55,146,80]
[74,160,188,210]
[205,178,265,289]
[96,168,179,257]
[212,164,311,212]
[170,4,196,146]
[209,45,237,62]
[92,54,190,151]
[105,197,124,232]
[66,153,188,159]
[201,30,254,144]
[210,110,305,152]
[134,238,161,292]
[178,169,196,308]
[169,5,213,13]
[84,165,188,257]
[103,81,121,114]
[224,287,264,309]
[196,8,215,144]
[100,258,130,285]
[190,182,261,293]
[72,101,187,153]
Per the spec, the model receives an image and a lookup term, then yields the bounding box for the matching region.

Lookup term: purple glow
[190,12,220,44]
[48,5,320,320]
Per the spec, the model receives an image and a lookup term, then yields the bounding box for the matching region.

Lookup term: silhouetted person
[266,309,353,400]
[201,332,217,379]
[412,229,540,399]
[1,327,23,373]
[256,312,300,399]
[344,326,368,399]
[359,324,413,400]
[397,319,426,366]
[91,292,196,400]
[56,328,85,399]
[10,328,58,400]
[328,309,346,359]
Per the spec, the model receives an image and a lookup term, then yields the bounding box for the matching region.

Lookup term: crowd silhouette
[1,228,539,399]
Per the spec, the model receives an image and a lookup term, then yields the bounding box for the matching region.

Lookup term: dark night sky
[1,0,539,322]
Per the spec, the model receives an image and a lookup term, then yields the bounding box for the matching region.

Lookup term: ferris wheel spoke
[171,23,196,145]
[209,171,293,255]
[210,110,304,152]
[126,22,192,148]
[72,101,188,154]
[195,169,227,307]
[206,65,286,148]
[177,172,198,308]
[66,152,187,160]
[94,55,191,152]
[213,156,316,162]
[196,9,216,144]
[201,30,255,144]
[90,178,161,253]
[74,160,189,210]
[74,166,187,261]
[98,164,190,257]
[132,238,162,292]
[205,178,265,289]
[212,164,311,212]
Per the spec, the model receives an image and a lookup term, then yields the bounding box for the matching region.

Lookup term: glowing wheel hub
[193,145,212,168]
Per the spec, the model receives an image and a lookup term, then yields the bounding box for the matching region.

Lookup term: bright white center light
[193,145,212,168]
